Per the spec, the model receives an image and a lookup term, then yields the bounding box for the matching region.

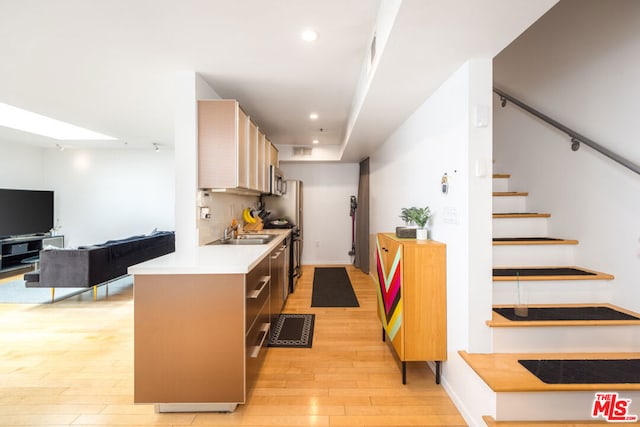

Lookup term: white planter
[416,228,428,241]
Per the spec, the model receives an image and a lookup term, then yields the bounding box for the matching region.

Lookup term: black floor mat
[493,267,596,276]
[311,267,359,307]
[494,306,640,321]
[268,314,315,348]
[519,359,640,384]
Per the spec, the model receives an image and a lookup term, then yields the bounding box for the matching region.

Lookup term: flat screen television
[0,189,54,239]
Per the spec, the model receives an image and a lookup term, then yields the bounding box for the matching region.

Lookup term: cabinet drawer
[246,275,270,332]
[245,304,270,389]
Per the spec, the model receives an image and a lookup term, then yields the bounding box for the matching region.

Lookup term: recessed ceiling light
[301,29,318,42]
[0,101,116,140]
[309,113,318,120]
[312,139,319,144]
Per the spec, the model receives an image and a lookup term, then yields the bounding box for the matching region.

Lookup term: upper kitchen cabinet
[268,139,278,171]
[257,131,267,193]
[248,119,258,190]
[198,100,249,191]
[198,100,273,194]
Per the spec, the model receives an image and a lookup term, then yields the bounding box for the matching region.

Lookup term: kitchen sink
[209,234,275,245]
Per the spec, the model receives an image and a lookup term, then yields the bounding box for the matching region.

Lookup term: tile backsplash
[197,191,260,245]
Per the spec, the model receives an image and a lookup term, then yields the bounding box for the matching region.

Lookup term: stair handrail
[494,87,640,176]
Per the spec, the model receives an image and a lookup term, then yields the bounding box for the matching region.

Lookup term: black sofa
[24,231,175,290]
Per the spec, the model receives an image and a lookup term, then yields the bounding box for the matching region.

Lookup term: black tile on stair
[493,306,640,321]
[519,359,640,384]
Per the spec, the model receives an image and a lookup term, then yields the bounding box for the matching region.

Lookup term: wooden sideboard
[375,233,447,384]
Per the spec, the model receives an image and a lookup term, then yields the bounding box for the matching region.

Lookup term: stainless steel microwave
[270,166,286,196]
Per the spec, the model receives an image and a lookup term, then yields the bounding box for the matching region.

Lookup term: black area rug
[519,359,640,384]
[493,267,596,277]
[311,267,359,307]
[494,306,640,321]
[268,314,315,348]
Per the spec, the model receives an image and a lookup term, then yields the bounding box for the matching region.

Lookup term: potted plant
[400,206,431,240]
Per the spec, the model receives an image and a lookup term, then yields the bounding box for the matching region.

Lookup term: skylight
[0,102,117,140]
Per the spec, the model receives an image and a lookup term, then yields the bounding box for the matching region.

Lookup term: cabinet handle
[247,276,270,299]
[249,322,271,358]
[270,251,281,259]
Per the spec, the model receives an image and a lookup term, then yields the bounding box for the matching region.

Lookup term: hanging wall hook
[570,137,581,152]
[500,96,507,108]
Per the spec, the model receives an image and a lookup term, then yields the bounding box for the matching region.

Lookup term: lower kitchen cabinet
[133,255,270,412]
[375,233,447,384]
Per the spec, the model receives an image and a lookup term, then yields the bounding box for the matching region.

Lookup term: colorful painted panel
[375,237,402,342]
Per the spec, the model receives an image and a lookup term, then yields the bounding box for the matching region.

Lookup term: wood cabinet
[269,241,288,325]
[269,140,278,170]
[257,131,266,192]
[375,233,447,384]
[134,256,271,412]
[198,99,272,193]
[248,119,258,190]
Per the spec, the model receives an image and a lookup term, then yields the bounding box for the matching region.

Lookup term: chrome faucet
[223,224,238,240]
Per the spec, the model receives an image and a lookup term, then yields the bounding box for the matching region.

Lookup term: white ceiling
[0,0,557,162]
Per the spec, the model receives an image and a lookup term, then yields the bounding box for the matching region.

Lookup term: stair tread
[493,213,551,218]
[493,237,578,246]
[494,191,529,196]
[488,303,640,327]
[459,350,640,392]
[483,415,640,426]
[493,266,614,281]
[493,174,511,179]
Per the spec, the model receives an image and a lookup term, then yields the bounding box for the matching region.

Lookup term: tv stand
[0,235,64,275]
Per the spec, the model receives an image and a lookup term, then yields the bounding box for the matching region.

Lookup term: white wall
[279,162,358,265]
[369,60,494,426]
[197,192,260,245]
[0,140,46,189]
[174,72,221,253]
[494,0,640,312]
[43,148,174,248]
[1,141,174,248]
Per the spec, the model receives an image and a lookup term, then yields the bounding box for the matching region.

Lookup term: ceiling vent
[293,147,313,156]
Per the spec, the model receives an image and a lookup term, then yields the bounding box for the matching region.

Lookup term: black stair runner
[493,306,640,321]
[493,267,596,277]
[519,359,640,384]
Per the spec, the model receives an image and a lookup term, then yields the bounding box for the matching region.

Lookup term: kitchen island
[128,229,290,413]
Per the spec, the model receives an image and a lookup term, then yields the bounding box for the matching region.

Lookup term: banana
[243,207,256,224]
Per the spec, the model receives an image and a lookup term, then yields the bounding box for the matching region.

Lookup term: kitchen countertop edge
[128,229,291,275]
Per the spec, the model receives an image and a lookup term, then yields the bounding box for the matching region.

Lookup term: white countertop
[128,229,290,275]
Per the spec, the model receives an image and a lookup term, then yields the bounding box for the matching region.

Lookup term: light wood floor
[0,264,465,426]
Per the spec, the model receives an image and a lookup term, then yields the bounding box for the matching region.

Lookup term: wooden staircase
[463,173,640,425]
